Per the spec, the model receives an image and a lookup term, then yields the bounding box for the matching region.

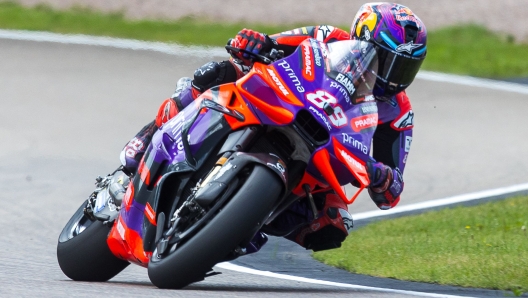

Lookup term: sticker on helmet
[395,41,423,54]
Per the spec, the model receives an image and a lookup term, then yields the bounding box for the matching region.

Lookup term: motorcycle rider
[120,2,426,251]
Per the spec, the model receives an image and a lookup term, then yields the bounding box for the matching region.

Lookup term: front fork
[84,167,130,225]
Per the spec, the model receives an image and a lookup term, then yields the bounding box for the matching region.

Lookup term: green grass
[1,2,528,78]
[423,24,528,78]
[0,2,295,46]
[313,196,528,295]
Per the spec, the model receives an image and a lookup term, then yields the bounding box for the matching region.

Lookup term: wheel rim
[68,214,94,239]
[59,202,96,243]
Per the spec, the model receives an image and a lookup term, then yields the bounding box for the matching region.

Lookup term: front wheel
[57,200,129,281]
[147,164,283,289]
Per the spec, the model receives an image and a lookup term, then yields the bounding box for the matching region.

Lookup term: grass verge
[313,196,528,295]
[1,2,528,78]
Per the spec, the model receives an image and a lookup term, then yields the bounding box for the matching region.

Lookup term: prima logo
[277,60,305,93]
[342,133,368,154]
[330,81,350,103]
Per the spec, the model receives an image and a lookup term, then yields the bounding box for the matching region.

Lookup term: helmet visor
[375,45,424,90]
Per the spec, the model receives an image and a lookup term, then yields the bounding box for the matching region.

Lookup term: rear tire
[57,200,129,281]
[148,164,282,289]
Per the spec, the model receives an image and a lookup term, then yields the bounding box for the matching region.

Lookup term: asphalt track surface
[1,33,528,297]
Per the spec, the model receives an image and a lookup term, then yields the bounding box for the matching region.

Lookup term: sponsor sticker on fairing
[335,73,356,95]
[351,114,378,132]
[326,71,355,101]
[339,149,364,173]
[356,94,375,103]
[277,60,305,93]
[342,133,369,154]
[309,106,332,131]
[309,39,323,67]
[330,81,350,103]
[267,68,290,96]
[361,104,378,114]
[301,43,315,81]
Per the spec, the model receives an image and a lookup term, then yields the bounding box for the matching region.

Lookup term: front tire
[57,200,129,281]
[148,164,283,289]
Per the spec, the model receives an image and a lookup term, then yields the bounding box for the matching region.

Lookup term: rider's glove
[227,28,277,66]
[366,161,404,210]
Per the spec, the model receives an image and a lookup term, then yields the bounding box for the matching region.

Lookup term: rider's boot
[285,190,354,251]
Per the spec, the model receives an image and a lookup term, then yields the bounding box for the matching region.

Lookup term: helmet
[350,3,427,99]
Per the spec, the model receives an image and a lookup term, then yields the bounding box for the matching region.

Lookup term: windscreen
[325,40,378,103]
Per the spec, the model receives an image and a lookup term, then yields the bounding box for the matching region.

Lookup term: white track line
[0,29,227,58]
[2,28,523,297]
[2,29,528,95]
[353,183,528,220]
[216,262,472,298]
[417,71,528,95]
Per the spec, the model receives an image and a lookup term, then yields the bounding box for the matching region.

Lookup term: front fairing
[110,85,260,266]
[238,39,378,188]
[152,102,229,172]
[147,85,260,176]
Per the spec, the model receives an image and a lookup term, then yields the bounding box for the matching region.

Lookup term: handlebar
[225,45,284,65]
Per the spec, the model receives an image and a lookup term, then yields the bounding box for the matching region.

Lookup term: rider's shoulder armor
[376,91,414,131]
[271,25,349,46]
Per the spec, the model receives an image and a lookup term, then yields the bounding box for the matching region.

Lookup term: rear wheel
[147,164,282,289]
[57,200,129,281]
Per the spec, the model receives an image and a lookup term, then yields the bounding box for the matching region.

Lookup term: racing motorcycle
[57,38,379,289]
